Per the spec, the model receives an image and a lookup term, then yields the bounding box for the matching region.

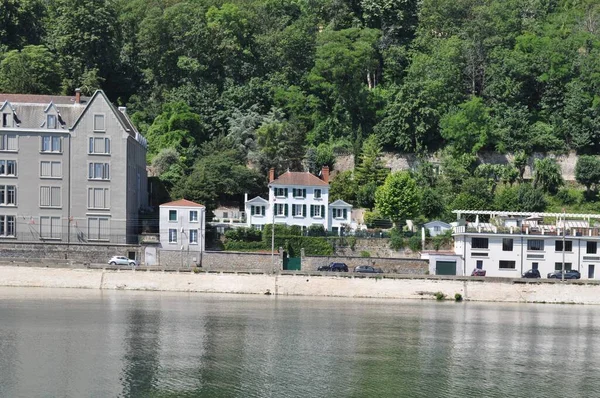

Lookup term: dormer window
[2,113,12,128]
[47,115,57,129]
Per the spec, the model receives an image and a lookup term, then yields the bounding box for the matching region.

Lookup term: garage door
[436,261,457,275]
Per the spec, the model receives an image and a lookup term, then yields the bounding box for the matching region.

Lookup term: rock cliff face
[334,151,578,181]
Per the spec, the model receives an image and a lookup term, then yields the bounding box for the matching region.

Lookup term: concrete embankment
[2,266,600,304]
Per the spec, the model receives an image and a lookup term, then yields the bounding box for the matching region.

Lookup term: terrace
[452,210,600,237]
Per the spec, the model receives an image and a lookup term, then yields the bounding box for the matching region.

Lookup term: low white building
[424,220,452,237]
[451,209,600,279]
[159,199,206,254]
[244,167,354,234]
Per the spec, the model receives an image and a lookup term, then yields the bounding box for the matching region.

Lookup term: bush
[224,227,262,242]
[193,267,201,274]
[454,293,463,302]
[347,236,357,250]
[262,224,302,242]
[389,228,404,250]
[408,235,422,252]
[360,251,371,257]
[434,292,446,301]
[307,224,326,236]
[223,241,268,251]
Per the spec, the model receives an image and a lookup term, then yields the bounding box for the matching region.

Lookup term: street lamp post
[561,209,566,282]
[271,199,275,274]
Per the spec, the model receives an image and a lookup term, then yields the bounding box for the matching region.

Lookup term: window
[250,205,265,216]
[223,212,228,219]
[189,229,198,244]
[274,203,287,216]
[88,162,110,180]
[333,208,348,219]
[40,161,61,178]
[476,260,483,269]
[314,189,322,199]
[0,134,17,151]
[94,114,105,131]
[532,262,539,270]
[40,186,61,207]
[292,204,306,217]
[0,185,16,205]
[292,188,306,198]
[310,204,325,218]
[587,241,597,254]
[434,226,441,232]
[471,238,489,249]
[40,216,61,239]
[88,217,109,241]
[88,137,110,154]
[87,188,109,209]
[2,113,12,127]
[190,210,198,222]
[41,136,62,153]
[502,238,514,252]
[499,260,516,269]
[527,239,544,251]
[169,210,177,221]
[169,229,177,243]
[274,187,287,197]
[555,262,573,271]
[0,215,16,236]
[555,240,573,252]
[47,114,57,129]
[0,160,16,176]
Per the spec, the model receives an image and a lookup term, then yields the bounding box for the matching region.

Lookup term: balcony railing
[454,225,600,237]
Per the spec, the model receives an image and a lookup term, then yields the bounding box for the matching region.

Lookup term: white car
[108,256,138,266]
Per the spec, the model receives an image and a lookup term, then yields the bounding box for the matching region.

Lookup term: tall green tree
[375,171,420,227]
[0,45,60,94]
[575,155,600,194]
[533,157,563,194]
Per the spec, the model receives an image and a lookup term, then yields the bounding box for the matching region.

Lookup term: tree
[354,135,389,186]
[512,151,528,182]
[375,171,420,227]
[533,157,563,194]
[440,96,492,154]
[0,45,60,94]
[329,170,357,204]
[575,155,600,194]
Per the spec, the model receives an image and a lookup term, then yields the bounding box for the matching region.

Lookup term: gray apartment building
[0,90,148,244]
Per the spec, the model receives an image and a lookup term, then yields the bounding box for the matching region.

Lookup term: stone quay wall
[0,241,142,265]
[201,251,283,272]
[302,254,428,274]
[3,266,600,305]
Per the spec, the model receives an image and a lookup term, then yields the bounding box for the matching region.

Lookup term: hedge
[223,241,268,251]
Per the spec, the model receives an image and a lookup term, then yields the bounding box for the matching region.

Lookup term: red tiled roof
[160,199,205,207]
[0,93,89,105]
[271,171,328,186]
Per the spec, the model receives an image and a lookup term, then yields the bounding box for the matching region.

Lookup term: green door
[284,257,301,271]
[436,261,456,275]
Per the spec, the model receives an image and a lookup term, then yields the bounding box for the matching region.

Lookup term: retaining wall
[0,242,142,265]
[2,266,600,304]
[302,255,428,274]
[201,251,283,272]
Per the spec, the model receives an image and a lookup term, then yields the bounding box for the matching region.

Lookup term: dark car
[317,262,348,272]
[354,265,383,274]
[547,270,581,280]
[471,268,486,276]
[522,269,541,278]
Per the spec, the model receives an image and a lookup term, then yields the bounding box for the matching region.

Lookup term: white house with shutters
[244,167,353,234]
[159,199,206,253]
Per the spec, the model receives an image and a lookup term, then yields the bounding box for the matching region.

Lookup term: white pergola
[452,209,600,221]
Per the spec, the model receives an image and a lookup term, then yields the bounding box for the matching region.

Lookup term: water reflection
[0,288,600,398]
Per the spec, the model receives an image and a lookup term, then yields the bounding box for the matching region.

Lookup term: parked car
[108,256,138,266]
[354,265,383,274]
[471,268,486,276]
[522,269,541,278]
[547,270,581,280]
[317,262,349,272]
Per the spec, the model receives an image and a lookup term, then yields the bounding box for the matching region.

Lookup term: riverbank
[1,266,600,304]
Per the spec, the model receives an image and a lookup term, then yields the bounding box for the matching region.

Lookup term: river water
[0,287,599,398]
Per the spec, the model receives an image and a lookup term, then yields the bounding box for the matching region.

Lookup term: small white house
[159,199,206,254]
[424,220,452,237]
[329,199,353,235]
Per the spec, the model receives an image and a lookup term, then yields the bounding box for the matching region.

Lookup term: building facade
[245,167,353,234]
[0,90,148,244]
[452,210,600,280]
[159,199,206,254]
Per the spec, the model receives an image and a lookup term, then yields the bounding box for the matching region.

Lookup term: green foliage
[441,97,492,154]
[575,156,600,193]
[389,228,404,250]
[533,158,563,194]
[434,292,446,301]
[0,45,60,94]
[375,171,420,226]
[347,236,357,250]
[360,251,371,258]
[454,293,463,302]
[224,227,262,242]
[408,235,422,252]
[223,241,268,251]
[329,170,357,204]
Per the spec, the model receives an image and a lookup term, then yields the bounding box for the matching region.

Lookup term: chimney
[75,88,81,104]
[269,168,275,183]
[321,166,329,183]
